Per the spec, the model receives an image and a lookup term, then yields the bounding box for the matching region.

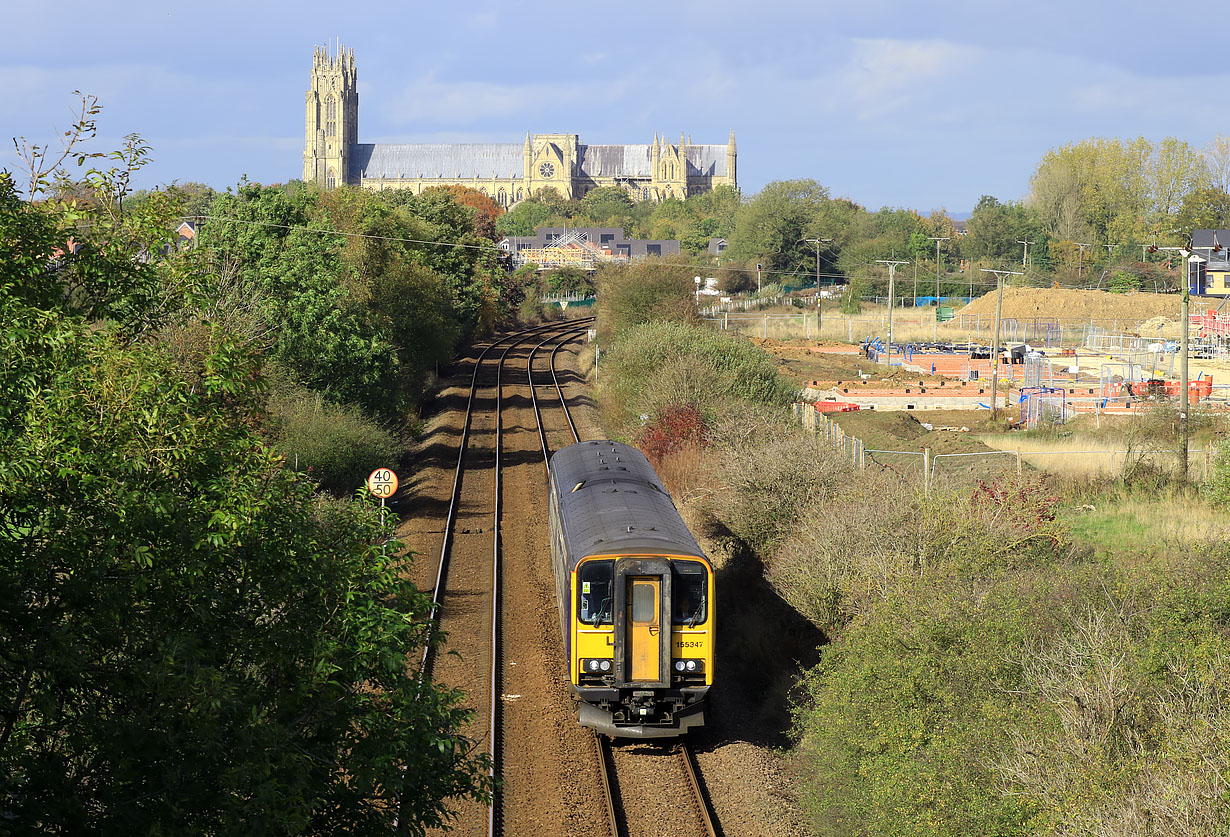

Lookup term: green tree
[578,186,634,224]
[964,195,1045,263]
[726,179,832,274]
[0,172,492,833]
[495,194,555,236]
[1176,186,1230,236]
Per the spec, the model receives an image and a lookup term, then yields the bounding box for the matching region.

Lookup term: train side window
[578,560,614,625]
[671,560,708,626]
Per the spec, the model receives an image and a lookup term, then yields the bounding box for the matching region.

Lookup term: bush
[640,404,707,461]
[705,404,852,556]
[598,321,798,439]
[269,384,401,496]
[595,257,699,341]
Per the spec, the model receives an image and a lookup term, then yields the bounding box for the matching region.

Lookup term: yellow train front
[548,440,714,738]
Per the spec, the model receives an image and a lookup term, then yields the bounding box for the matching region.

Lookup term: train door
[627,577,660,682]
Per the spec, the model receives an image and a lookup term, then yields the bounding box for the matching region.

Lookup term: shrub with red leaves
[640,404,708,462]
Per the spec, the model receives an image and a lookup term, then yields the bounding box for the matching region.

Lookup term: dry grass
[978,434,1215,480]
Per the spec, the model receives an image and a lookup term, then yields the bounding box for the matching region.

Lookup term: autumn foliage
[640,404,708,462]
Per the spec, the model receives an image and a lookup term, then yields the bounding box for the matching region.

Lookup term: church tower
[304,45,358,188]
[727,130,737,189]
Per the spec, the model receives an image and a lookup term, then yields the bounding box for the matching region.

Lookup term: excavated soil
[956,287,1200,325]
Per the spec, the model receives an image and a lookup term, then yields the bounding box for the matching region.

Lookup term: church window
[325,96,337,137]
[516,188,524,201]
[498,188,508,206]
[642,188,650,201]
[326,170,336,189]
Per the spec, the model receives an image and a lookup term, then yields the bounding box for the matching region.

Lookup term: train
[548,440,715,738]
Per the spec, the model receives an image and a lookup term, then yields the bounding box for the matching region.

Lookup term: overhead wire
[185,214,1177,295]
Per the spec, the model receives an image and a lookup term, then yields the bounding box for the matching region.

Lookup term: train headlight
[685,659,698,672]
[673,659,704,673]
[582,658,612,675]
[674,660,686,672]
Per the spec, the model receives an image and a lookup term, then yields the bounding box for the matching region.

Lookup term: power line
[178,215,1179,295]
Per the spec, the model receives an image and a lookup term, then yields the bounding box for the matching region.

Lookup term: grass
[1062,487,1230,558]
[980,432,1219,480]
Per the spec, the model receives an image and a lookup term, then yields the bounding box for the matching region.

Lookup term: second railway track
[408,319,719,836]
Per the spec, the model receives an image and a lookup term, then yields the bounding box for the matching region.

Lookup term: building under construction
[498,227,680,271]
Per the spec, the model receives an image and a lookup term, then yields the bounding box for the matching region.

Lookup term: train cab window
[671,561,708,626]
[578,560,614,625]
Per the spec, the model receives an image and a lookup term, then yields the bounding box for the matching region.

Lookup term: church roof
[578,145,652,177]
[685,145,729,177]
[350,143,523,180]
[576,144,729,178]
[348,140,730,181]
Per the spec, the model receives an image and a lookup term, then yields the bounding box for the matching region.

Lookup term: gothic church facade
[303,46,737,207]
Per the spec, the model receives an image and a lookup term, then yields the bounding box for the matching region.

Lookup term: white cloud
[831,38,981,121]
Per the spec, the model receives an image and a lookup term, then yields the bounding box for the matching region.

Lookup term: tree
[420,184,503,241]
[1176,186,1230,236]
[726,179,832,275]
[495,194,556,236]
[964,196,1045,263]
[579,186,634,224]
[0,171,492,833]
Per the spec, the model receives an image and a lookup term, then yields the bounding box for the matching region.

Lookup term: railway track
[593,735,717,837]
[527,329,721,837]
[412,320,589,836]
[412,319,719,836]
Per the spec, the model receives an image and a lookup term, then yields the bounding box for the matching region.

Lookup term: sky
[3,0,1226,214]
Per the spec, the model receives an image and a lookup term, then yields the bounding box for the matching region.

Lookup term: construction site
[696,286,1230,481]
[708,287,1230,427]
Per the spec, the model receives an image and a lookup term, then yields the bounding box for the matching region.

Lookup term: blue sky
[3,0,1224,213]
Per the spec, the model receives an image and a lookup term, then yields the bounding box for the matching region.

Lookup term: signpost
[367,468,399,554]
[366,468,399,499]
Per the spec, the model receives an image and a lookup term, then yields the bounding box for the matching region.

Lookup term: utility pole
[929,236,950,340]
[1178,250,1200,478]
[980,267,1024,421]
[1076,243,1091,279]
[800,238,832,340]
[877,260,909,361]
[1017,239,1035,267]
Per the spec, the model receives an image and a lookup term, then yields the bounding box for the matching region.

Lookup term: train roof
[550,440,706,568]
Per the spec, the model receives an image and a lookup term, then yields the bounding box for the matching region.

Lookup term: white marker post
[366,468,399,554]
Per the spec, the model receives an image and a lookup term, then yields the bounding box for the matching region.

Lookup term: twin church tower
[303,45,737,207]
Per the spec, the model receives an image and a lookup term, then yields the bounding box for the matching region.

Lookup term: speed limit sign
[366,468,399,499]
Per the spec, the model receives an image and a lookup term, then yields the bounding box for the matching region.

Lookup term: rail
[399,319,593,836]
[679,742,719,837]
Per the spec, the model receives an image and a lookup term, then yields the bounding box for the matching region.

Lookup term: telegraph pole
[877,260,909,360]
[980,267,1024,421]
[929,236,950,340]
[1076,243,1090,279]
[800,238,833,339]
[1179,250,1199,478]
[1017,239,1035,267]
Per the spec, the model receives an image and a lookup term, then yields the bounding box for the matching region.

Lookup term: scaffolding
[512,230,627,270]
